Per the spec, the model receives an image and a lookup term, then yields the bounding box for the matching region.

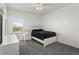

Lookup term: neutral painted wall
[41,4,79,48]
[7,8,40,34]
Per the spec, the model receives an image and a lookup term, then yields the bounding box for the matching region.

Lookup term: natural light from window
[12,17,24,32]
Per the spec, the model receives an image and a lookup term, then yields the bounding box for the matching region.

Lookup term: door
[0,14,2,44]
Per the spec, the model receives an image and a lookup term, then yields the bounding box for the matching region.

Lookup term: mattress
[31,29,56,40]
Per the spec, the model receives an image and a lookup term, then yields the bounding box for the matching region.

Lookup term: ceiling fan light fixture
[36,3,44,12]
[36,6,43,12]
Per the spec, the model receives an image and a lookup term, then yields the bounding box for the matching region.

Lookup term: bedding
[31,29,56,40]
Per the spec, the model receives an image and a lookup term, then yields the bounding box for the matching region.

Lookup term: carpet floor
[19,40,79,55]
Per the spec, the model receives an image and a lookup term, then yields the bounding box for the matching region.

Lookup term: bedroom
[0,3,79,55]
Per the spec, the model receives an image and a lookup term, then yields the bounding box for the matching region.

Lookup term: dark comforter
[31,29,56,40]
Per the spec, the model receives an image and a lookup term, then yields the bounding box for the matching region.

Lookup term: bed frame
[32,36,57,47]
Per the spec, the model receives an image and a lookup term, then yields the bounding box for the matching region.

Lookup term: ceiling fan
[33,3,52,12]
[35,3,44,12]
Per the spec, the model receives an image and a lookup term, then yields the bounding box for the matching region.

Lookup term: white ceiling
[6,3,71,15]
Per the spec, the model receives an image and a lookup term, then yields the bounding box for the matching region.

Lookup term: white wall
[41,4,79,48]
[7,8,40,34]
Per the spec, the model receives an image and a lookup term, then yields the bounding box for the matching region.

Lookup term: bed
[31,29,57,47]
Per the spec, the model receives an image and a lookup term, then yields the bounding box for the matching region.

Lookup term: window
[12,17,24,32]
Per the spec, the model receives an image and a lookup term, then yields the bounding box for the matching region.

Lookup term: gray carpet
[19,40,79,55]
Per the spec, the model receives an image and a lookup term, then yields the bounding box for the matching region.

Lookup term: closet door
[0,14,2,44]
